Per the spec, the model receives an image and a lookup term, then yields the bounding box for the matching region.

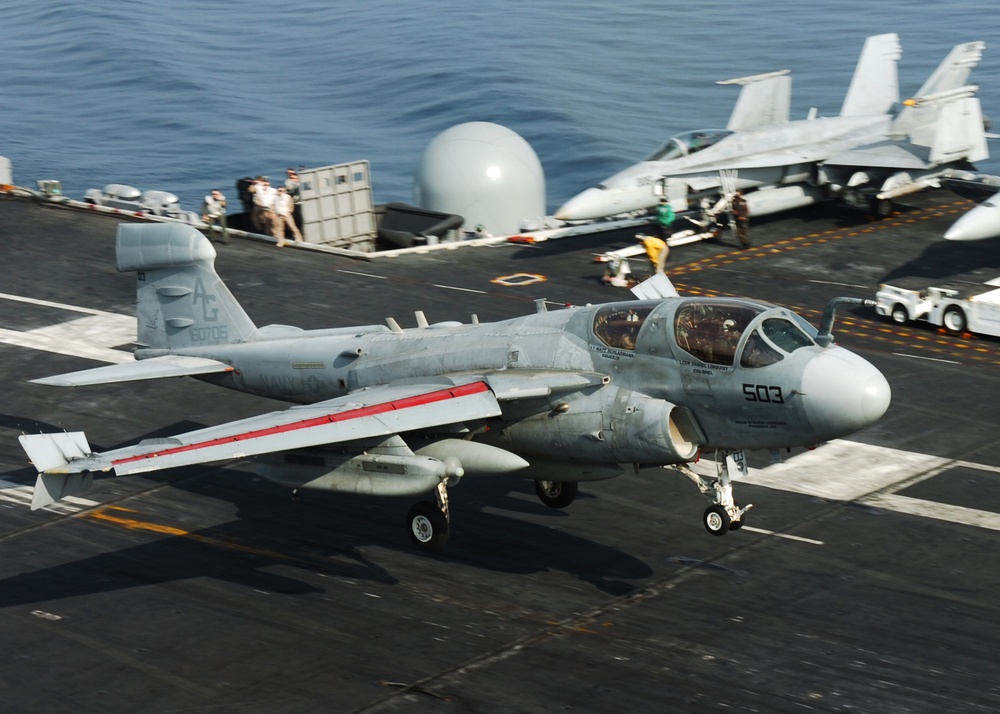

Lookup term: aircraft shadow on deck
[0,457,654,609]
[880,234,1000,283]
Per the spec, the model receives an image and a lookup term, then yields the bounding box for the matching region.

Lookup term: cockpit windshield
[674,301,764,366]
[740,317,816,368]
[645,129,733,162]
[593,304,654,351]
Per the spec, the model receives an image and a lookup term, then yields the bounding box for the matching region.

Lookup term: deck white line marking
[741,526,824,545]
[0,292,125,317]
[432,285,488,294]
[891,352,961,364]
[742,440,1000,533]
[0,479,98,514]
[336,269,387,279]
[807,279,869,289]
[0,314,137,364]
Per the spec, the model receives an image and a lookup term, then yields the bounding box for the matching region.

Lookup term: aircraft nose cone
[944,199,1000,241]
[555,188,605,221]
[801,349,891,439]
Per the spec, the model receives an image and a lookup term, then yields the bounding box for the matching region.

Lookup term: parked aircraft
[555,35,988,223]
[943,171,1000,241]
[19,224,890,550]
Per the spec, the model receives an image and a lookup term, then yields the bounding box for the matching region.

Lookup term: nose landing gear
[675,450,752,536]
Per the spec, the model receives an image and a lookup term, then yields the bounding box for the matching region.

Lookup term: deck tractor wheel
[943,306,968,334]
[890,304,909,324]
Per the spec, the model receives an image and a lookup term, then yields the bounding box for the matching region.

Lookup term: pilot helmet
[723,319,737,332]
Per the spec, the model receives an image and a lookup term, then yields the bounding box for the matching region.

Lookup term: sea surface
[1,1,997,215]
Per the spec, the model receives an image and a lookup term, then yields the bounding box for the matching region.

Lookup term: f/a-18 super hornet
[555,34,988,222]
[20,224,890,551]
[942,170,1000,241]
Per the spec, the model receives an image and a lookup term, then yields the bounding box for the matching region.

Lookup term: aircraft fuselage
[149,296,889,461]
[556,115,891,220]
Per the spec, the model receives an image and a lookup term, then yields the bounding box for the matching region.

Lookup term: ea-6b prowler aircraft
[555,34,988,222]
[20,224,891,551]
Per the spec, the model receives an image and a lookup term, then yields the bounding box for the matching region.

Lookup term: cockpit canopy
[672,301,816,368]
[593,304,654,351]
[645,129,733,162]
[590,300,817,368]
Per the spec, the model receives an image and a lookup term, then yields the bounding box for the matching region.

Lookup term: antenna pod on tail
[116,224,258,351]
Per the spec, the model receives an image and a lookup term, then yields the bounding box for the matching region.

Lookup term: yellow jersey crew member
[639,233,669,274]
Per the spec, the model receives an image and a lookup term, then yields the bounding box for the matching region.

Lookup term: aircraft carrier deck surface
[1,191,999,713]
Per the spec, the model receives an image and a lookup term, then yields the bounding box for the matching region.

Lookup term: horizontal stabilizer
[825,143,930,170]
[30,354,233,387]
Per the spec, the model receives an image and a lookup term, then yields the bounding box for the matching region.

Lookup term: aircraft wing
[823,143,931,171]
[30,354,234,386]
[943,173,1000,203]
[21,381,502,491]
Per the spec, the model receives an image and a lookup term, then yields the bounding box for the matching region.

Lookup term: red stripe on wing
[112,381,491,467]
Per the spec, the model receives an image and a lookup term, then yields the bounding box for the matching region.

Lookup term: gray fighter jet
[556,35,988,222]
[20,224,890,551]
[942,171,1000,241]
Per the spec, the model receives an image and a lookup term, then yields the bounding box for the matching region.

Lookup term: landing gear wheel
[534,480,578,509]
[943,306,967,334]
[890,304,909,325]
[704,504,731,536]
[728,507,745,531]
[407,501,449,552]
[871,197,893,218]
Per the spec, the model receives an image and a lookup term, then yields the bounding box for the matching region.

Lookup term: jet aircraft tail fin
[116,224,258,351]
[911,41,985,103]
[722,70,791,131]
[839,33,902,117]
[890,40,987,149]
[19,432,96,510]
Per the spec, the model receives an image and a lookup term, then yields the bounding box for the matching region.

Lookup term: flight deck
[1,191,999,712]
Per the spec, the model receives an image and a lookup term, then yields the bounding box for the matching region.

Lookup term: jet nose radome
[944,196,1000,241]
[555,187,609,221]
[801,349,891,439]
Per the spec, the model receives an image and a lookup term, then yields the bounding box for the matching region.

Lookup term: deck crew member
[274,187,304,247]
[655,197,675,241]
[201,189,228,244]
[731,190,751,249]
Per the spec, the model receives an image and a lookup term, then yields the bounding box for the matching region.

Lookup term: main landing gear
[407,480,451,552]
[534,480,579,509]
[675,450,752,536]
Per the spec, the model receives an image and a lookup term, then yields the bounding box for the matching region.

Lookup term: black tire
[703,505,731,536]
[407,501,449,552]
[534,480,579,509]
[890,304,909,325]
[871,197,893,218]
[942,306,967,334]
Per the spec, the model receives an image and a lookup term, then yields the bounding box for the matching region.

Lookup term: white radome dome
[414,122,545,236]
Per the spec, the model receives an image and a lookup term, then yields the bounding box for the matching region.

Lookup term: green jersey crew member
[655,197,675,240]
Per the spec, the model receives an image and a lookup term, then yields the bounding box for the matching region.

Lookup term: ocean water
[1,0,997,215]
